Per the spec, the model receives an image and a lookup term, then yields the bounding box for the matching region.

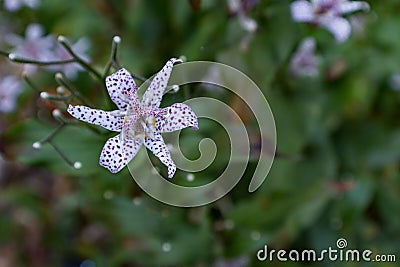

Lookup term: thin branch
[48,140,78,168]
[22,72,41,93]
[55,72,93,107]
[8,53,76,65]
[102,36,147,83]
[58,35,103,81]
[0,50,9,57]
[103,36,122,78]
[131,72,147,83]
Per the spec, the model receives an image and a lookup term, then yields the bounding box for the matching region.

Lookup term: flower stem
[40,92,72,101]
[55,72,93,107]
[22,72,41,93]
[0,50,9,57]
[131,72,147,83]
[8,53,76,65]
[2,49,76,65]
[48,140,76,167]
[58,35,103,81]
[103,36,122,78]
[32,123,82,169]
[102,36,147,83]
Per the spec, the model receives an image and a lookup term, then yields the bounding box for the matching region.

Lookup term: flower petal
[26,24,44,40]
[289,37,320,77]
[67,105,123,132]
[100,135,142,173]
[156,103,198,133]
[142,58,182,109]
[144,133,176,178]
[290,0,315,23]
[322,16,351,43]
[105,68,139,110]
[338,1,370,15]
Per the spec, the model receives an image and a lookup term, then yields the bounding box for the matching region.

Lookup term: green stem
[55,72,93,107]
[131,72,147,83]
[9,54,76,65]
[48,140,76,167]
[2,49,76,65]
[40,123,65,143]
[22,73,41,93]
[58,36,103,81]
[0,50,9,57]
[41,92,72,101]
[103,36,122,78]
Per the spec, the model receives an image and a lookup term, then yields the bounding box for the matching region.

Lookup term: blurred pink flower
[388,73,400,91]
[289,37,320,77]
[48,37,91,80]
[290,0,370,42]
[67,59,198,177]
[3,0,40,12]
[227,0,259,33]
[0,21,15,46]
[214,256,249,267]
[0,75,23,113]
[6,23,55,74]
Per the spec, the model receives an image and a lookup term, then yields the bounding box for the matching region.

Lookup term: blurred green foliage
[1,0,400,266]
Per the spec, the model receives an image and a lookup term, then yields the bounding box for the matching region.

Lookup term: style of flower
[4,0,40,12]
[49,37,91,80]
[290,0,370,43]
[289,37,320,77]
[0,75,23,113]
[6,23,55,74]
[67,58,198,177]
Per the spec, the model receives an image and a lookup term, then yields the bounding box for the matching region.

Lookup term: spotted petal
[144,133,176,178]
[156,103,198,133]
[100,135,143,173]
[67,105,123,132]
[105,68,139,110]
[142,58,182,109]
[322,16,351,43]
[290,0,315,23]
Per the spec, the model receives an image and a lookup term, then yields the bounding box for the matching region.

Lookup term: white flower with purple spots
[67,58,198,177]
[290,0,370,42]
[289,37,320,77]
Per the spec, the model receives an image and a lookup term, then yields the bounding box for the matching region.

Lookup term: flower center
[122,105,158,141]
[314,0,338,16]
